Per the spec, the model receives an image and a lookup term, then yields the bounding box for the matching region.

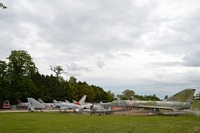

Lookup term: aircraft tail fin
[73,100,77,103]
[17,99,22,104]
[65,100,70,103]
[74,95,87,105]
[53,100,57,103]
[27,98,45,111]
[38,98,44,104]
[165,88,195,103]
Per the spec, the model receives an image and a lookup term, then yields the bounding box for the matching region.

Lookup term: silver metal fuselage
[102,100,190,110]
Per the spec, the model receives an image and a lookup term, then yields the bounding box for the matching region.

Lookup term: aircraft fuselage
[102,100,190,110]
[126,100,190,110]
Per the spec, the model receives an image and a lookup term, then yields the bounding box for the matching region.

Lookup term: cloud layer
[1,0,200,99]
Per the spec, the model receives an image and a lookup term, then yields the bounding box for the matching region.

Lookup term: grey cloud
[97,60,105,68]
[36,1,157,54]
[1,0,200,97]
[1,0,158,62]
[182,51,200,67]
[120,53,132,57]
[144,3,200,55]
[152,61,182,67]
[66,63,92,72]
[65,71,81,77]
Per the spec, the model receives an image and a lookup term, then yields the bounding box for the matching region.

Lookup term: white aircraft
[38,98,53,109]
[17,99,28,108]
[17,98,52,109]
[83,103,115,115]
[27,98,45,112]
[73,95,86,105]
[52,95,87,112]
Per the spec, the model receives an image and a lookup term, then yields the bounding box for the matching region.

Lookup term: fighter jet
[72,95,86,105]
[27,98,45,112]
[16,99,29,108]
[38,98,53,109]
[84,103,116,115]
[101,88,195,115]
[52,95,87,112]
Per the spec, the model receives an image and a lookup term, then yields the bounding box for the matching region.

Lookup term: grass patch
[191,100,200,109]
[0,112,200,133]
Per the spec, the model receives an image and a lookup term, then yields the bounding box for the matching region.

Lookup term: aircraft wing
[93,110,114,114]
[135,105,177,111]
[82,109,115,114]
[60,106,72,110]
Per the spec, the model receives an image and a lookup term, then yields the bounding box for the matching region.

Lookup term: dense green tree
[50,65,65,81]
[122,89,135,100]
[6,50,38,101]
[77,81,95,102]
[91,85,110,102]
[134,94,160,101]
[0,60,10,100]
[0,50,117,103]
[7,50,38,77]
[31,72,51,101]
[117,89,135,100]
[0,3,7,9]
[106,90,115,101]
[164,95,168,100]
[117,94,128,100]
[68,76,78,101]
[118,89,160,101]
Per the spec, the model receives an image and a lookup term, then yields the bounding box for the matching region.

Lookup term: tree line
[117,89,160,101]
[0,50,115,104]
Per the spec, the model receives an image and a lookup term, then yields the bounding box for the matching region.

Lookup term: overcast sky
[1,0,200,99]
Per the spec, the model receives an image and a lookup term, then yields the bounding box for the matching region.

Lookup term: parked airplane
[101,88,195,115]
[83,103,116,115]
[38,98,53,109]
[27,98,45,112]
[17,98,52,109]
[52,95,87,112]
[73,95,86,105]
[17,99,28,108]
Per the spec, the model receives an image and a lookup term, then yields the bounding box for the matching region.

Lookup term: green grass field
[191,100,200,109]
[0,112,200,133]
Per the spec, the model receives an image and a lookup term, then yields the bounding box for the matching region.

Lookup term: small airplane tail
[17,99,22,104]
[165,88,195,103]
[73,100,77,103]
[27,98,45,112]
[53,100,57,103]
[65,100,70,103]
[74,95,87,105]
[38,98,44,104]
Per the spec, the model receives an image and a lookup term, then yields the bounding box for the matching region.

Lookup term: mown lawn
[191,100,200,109]
[0,112,200,133]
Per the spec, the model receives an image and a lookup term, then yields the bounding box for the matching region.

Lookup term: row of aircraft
[27,95,112,115]
[25,88,195,115]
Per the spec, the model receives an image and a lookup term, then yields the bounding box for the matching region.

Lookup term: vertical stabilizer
[75,95,87,105]
[38,98,44,104]
[165,88,195,103]
[17,99,22,104]
[27,98,45,111]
